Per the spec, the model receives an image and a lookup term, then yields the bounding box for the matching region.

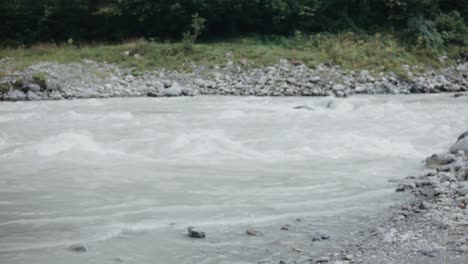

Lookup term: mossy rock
[32,72,48,90]
[0,82,11,94]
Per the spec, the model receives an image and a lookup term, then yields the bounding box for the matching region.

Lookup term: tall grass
[0,33,465,76]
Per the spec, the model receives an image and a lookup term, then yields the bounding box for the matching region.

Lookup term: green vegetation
[1,1,467,49]
[1,1,466,75]
[0,34,465,76]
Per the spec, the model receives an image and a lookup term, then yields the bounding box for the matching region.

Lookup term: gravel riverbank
[315,132,468,264]
[1,58,467,101]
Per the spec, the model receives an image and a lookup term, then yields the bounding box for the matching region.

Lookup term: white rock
[160,82,183,97]
[450,132,468,153]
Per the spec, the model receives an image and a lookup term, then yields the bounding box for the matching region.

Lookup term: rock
[68,244,88,253]
[312,232,330,241]
[124,75,135,82]
[309,76,321,83]
[294,105,314,111]
[396,182,416,192]
[425,153,456,168]
[3,90,27,101]
[457,131,468,142]
[246,229,262,236]
[160,82,183,97]
[239,58,248,66]
[163,80,172,88]
[355,85,367,93]
[281,224,292,231]
[26,91,40,101]
[23,82,42,93]
[316,257,330,263]
[420,249,439,258]
[187,227,205,238]
[458,187,468,196]
[450,131,468,153]
[291,60,303,66]
[333,84,346,92]
[419,201,431,210]
[49,90,63,100]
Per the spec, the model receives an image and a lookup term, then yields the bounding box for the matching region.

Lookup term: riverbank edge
[0,58,467,102]
[315,133,468,264]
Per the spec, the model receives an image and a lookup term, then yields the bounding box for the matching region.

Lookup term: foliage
[182,13,207,52]
[434,11,468,44]
[0,0,466,49]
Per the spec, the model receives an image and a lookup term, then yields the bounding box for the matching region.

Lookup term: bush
[435,11,468,44]
[406,16,443,49]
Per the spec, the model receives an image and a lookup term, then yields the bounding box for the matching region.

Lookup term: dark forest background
[1,0,467,48]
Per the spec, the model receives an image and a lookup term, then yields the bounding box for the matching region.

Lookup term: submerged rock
[246,229,262,236]
[68,244,88,253]
[294,105,314,111]
[187,227,205,238]
[312,232,331,241]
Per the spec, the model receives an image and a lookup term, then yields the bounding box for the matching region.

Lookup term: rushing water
[0,95,467,264]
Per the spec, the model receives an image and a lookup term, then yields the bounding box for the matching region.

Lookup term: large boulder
[160,82,183,97]
[3,90,27,101]
[450,131,468,153]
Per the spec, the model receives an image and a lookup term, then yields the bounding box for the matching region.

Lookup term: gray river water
[0,95,467,264]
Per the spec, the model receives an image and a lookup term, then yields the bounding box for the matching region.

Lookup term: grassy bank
[0,34,466,77]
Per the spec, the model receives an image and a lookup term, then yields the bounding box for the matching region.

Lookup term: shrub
[182,13,206,52]
[435,11,468,44]
[406,16,443,49]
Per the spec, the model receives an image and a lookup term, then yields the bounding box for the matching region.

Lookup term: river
[0,95,467,264]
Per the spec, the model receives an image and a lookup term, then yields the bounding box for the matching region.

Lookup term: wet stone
[187,227,206,238]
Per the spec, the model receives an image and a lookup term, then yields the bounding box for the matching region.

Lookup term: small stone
[281,224,292,231]
[294,105,314,111]
[162,79,172,88]
[187,227,205,238]
[124,75,135,82]
[68,244,88,253]
[312,233,330,241]
[309,76,321,83]
[246,229,262,236]
[316,257,330,263]
[420,249,439,258]
[419,201,431,210]
[343,255,353,261]
[291,60,303,66]
[293,248,303,253]
[332,84,345,91]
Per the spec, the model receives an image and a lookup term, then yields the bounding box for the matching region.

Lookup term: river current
[0,95,467,264]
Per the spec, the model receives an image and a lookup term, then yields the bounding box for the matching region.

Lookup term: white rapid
[0,95,467,264]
